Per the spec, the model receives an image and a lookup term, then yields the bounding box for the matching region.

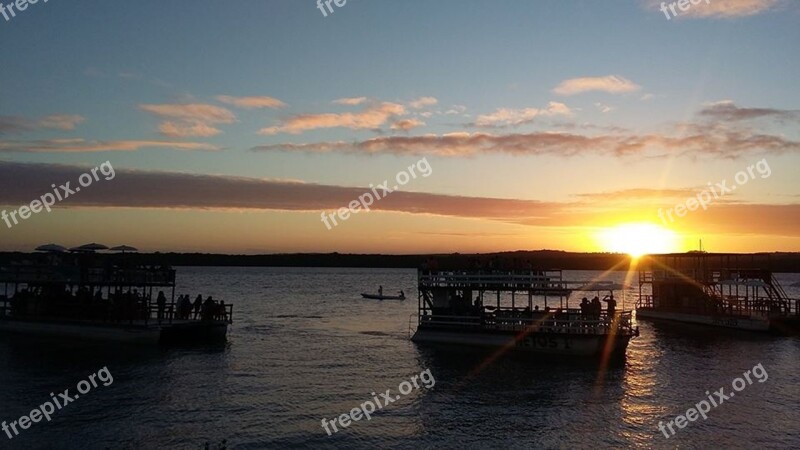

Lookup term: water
[1,268,798,449]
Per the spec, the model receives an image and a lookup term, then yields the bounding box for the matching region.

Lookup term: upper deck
[418,269,571,295]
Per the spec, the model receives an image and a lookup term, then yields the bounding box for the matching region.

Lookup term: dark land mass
[1,250,800,272]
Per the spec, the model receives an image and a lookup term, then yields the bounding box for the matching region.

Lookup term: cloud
[409,97,438,109]
[698,100,799,122]
[216,95,287,109]
[553,75,641,96]
[0,139,219,153]
[474,102,571,128]
[254,125,800,159]
[594,103,614,114]
[1,160,796,237]
[0,115,86,134]
[259,102,406,135]
[333,97,368,106]
[645,0,783,18]
[139,103,237,138]
[391,119,426,131]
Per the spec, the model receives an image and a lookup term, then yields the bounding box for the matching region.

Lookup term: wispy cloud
[474,102,571,128]
[254,125,800,159]
[391,118,426,131]
[0,139,219,153]
[333,97,368,106]
[139,103,237,137]
[409,96,438,109]
[259,102,406,135]
[0,114,86,134]
[553,75,641,96]
[216,95,287,109]
[698,100,799,122]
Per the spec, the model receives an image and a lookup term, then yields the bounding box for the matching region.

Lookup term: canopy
[69,243,109,252]
[109,245,139,253]
[34,244,68,253]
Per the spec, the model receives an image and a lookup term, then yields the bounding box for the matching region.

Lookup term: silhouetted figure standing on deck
[604,294,617,319]
[156,291,167,322]
[591,296,602,321]
[193,295,203,319]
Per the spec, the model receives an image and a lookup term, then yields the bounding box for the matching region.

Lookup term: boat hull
[0,318,229,345]
[411,327,632,358]
[636,308,770,332]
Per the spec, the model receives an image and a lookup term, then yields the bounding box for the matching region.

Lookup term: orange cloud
[553,75,641,96]
[139,103,236,138]
[0,114,86,134]
[259,102,406,135]
[216,95,286,109]
[333,97,368,106]
[391,119,426,131]
[474,102,571,127]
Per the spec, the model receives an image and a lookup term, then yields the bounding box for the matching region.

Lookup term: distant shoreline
[2,250,799,272]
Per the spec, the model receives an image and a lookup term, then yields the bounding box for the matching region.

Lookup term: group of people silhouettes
[155,291,228,322]
[579,294,617,320]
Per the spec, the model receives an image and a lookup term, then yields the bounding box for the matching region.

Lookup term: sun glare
[598,223,678,258]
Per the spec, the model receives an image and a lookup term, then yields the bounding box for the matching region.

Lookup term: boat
[410,269,639,359]
[635,253,800,334]
[361,292,405,300]
[0,245,233,345]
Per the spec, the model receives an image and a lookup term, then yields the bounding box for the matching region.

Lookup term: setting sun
[598,223,678,257]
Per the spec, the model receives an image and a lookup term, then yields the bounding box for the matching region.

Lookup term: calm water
[1,268,799,449]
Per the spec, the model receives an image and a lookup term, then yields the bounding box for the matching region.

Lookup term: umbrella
[69,243,109,253]
[109,245,138,253]
[34,244,68,253]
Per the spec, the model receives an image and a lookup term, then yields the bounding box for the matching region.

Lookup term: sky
[1,0,799,254]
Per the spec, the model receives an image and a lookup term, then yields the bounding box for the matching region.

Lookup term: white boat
[410,269,638,359]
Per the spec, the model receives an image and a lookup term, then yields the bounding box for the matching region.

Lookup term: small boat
[361,292,405,300]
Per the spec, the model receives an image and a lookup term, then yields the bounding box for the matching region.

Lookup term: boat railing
[635,293,796,317]
[418,310,636,336]
[0,297,233,325]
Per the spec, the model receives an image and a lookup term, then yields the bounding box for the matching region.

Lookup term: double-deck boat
[636,252,800,333]
[410,269,639,359]
[0,246,233,344]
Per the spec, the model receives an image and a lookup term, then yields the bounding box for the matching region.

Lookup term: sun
[598,223,678,258]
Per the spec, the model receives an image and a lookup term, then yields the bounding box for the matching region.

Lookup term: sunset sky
[1,0,799,254]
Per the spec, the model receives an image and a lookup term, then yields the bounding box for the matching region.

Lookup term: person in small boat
[399,290,405,298]
[193,295,203,319]
[378,286,383,297]
[156,291,167,322]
